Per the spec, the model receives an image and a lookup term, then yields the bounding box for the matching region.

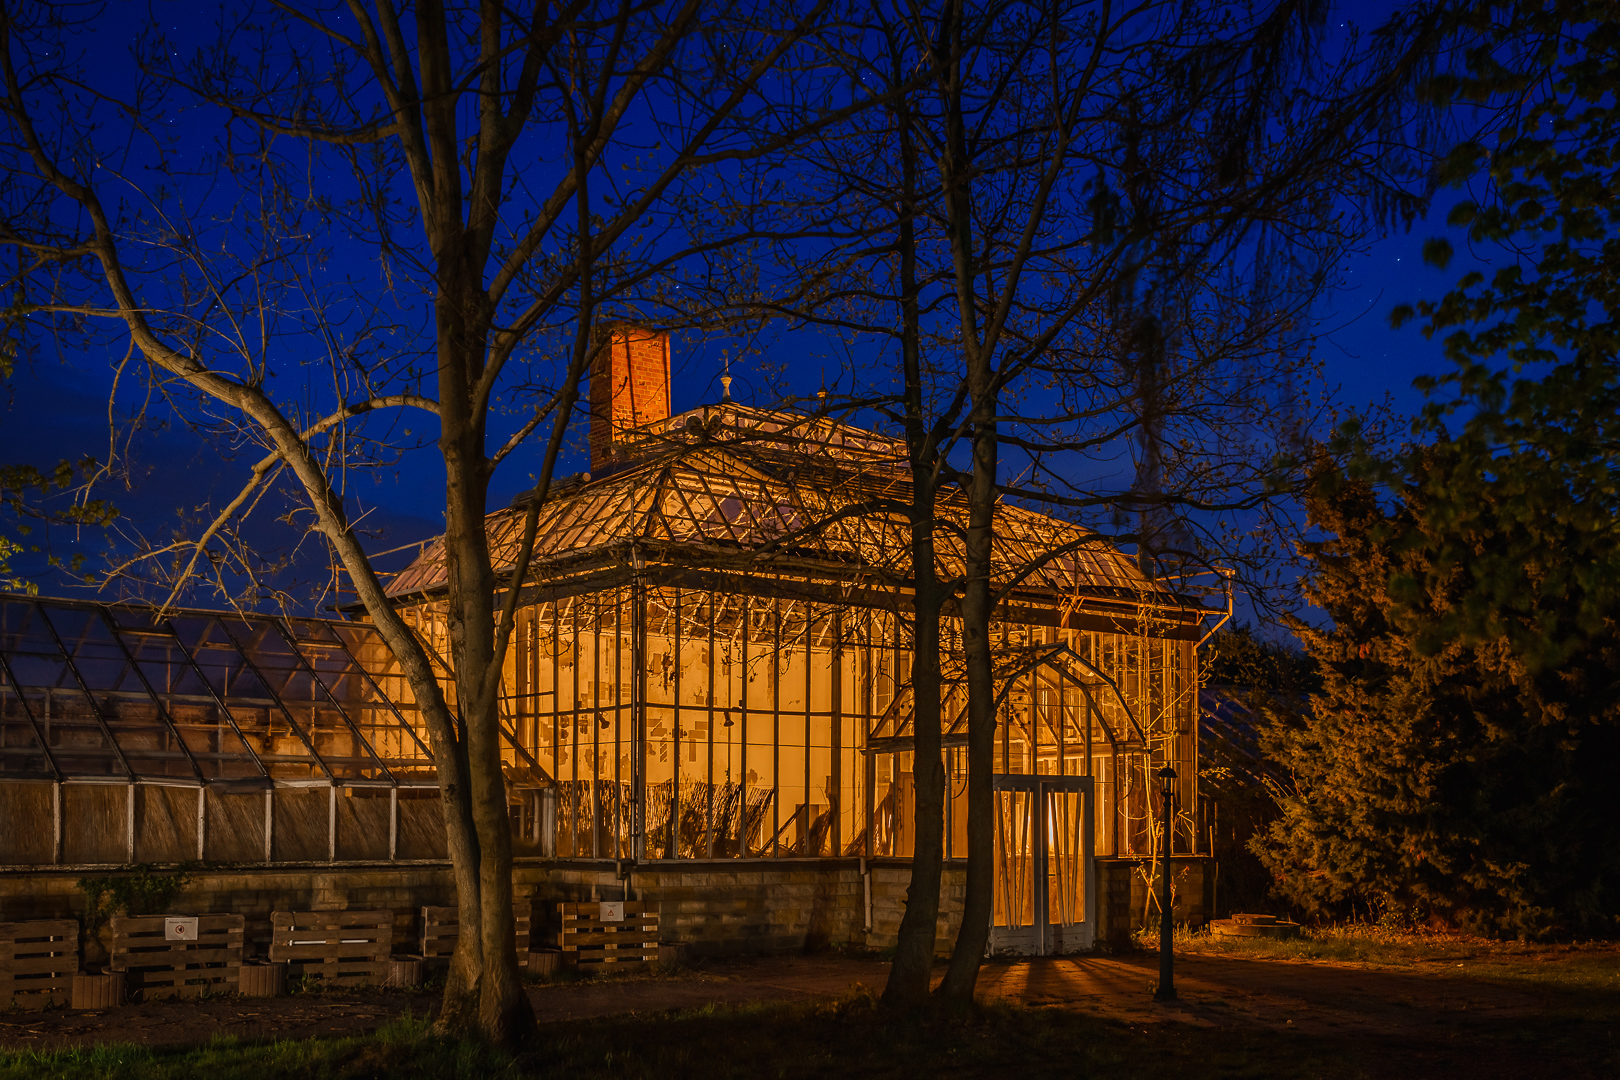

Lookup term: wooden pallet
[558,902,659,971]
[110,915,243,999]
[0,920,78,1008]
[269,910,392,987]
[419,906,531,964]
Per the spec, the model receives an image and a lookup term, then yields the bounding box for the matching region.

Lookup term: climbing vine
[77,863,199,939]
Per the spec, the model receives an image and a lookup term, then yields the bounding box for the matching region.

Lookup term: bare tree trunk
[885,556,945,1005]
[437,391,530,1038]
[882,132,947,1001]
[938,406,996,1002]
[932,0,996,1001]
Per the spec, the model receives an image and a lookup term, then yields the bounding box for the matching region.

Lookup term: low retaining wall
[0,855,1206,959]
[1096,857,1212,948]
[528,859,964,956]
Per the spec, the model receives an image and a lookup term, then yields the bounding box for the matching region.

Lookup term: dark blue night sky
[0,0,1490,605]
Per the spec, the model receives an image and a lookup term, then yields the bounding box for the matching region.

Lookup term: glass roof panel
[382,408,1187,614]
[0,597,430,784]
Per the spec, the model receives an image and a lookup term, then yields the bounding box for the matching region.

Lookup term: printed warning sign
[599,901,624,923]
[164,916,199,941]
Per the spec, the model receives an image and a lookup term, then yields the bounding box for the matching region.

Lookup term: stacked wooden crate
[558,901,659,971]
[0,920,77,1007]
[109,915,243,999]
[419,905,532,967]
[268,910,392,987]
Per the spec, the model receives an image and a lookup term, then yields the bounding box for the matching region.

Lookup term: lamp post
[1154,765,1177,1002]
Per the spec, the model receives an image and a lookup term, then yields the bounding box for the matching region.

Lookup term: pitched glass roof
[386,404,1181,610]
[0,596,437,785]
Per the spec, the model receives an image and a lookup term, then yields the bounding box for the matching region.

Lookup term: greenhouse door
[987,775,1095,957]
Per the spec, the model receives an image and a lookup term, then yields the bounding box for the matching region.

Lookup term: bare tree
[700,7,967,1006]
[925,0,1444,1001]
[0,0,872,1043]
[735,0,1445,1007]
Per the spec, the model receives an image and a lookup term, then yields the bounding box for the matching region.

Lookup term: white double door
[987,774,1095,957]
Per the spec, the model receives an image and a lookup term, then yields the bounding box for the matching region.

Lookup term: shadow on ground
[0,951,1614,1077]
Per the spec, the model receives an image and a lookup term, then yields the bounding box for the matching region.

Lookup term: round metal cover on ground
[1210,917,1302,940]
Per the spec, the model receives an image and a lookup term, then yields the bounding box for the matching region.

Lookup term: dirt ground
[1,950,1615,1077]
[981,952,1615,1078]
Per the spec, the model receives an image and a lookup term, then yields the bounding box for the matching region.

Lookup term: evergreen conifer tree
[1258,463,1620,937]
[1256,0,1620,940]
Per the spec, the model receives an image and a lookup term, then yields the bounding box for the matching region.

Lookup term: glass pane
[1047,791,1086,926]
[993,789,1034,928]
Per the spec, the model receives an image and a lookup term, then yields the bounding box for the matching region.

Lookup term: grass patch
[0,1016,517,1080]
[9,943,1620,1078]
[0,993,1375,1080]
[522,961,698,988]
[1174,923,1620,993]
[531,991,1351,1078]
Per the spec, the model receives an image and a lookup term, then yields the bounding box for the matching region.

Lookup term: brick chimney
[589,323,671,472]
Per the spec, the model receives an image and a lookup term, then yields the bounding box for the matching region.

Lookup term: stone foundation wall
[1096,859,1137,947]
[1096,856,1212,946]
[863,863,965,955]
[518,859,966,957]
[520,862,851,955]
[0,855,1206,960]
[0,859,892,960]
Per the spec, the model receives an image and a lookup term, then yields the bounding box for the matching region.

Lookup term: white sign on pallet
[164,916,199,942]
[599,901,624,923]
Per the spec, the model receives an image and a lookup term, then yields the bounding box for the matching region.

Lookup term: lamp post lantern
[1154,765,1178,1001]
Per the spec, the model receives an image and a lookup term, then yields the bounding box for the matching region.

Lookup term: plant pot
[238,960,287,998]
[385,956,424,989]
[71,969,126,1010]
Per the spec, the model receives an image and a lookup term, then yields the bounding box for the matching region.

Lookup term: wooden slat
[268,944,388,959]
[122,952,242,969]
[115,947,243,966]
[0,920,78,941]
[562,930,664,946]
[3,955,84,975]
[110,916,243,934]
[272,911,392,931]
[0,920,78,1008]
[268,910,393,987]
[558,902,653,917]
[109,914,243,1000]
[135,963,242,992]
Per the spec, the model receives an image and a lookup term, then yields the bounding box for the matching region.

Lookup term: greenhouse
[0,596,448,865]
[0,328,1224,956]
[381,327,1223,952]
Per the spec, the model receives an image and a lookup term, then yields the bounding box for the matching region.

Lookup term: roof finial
[720,354,732,401]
